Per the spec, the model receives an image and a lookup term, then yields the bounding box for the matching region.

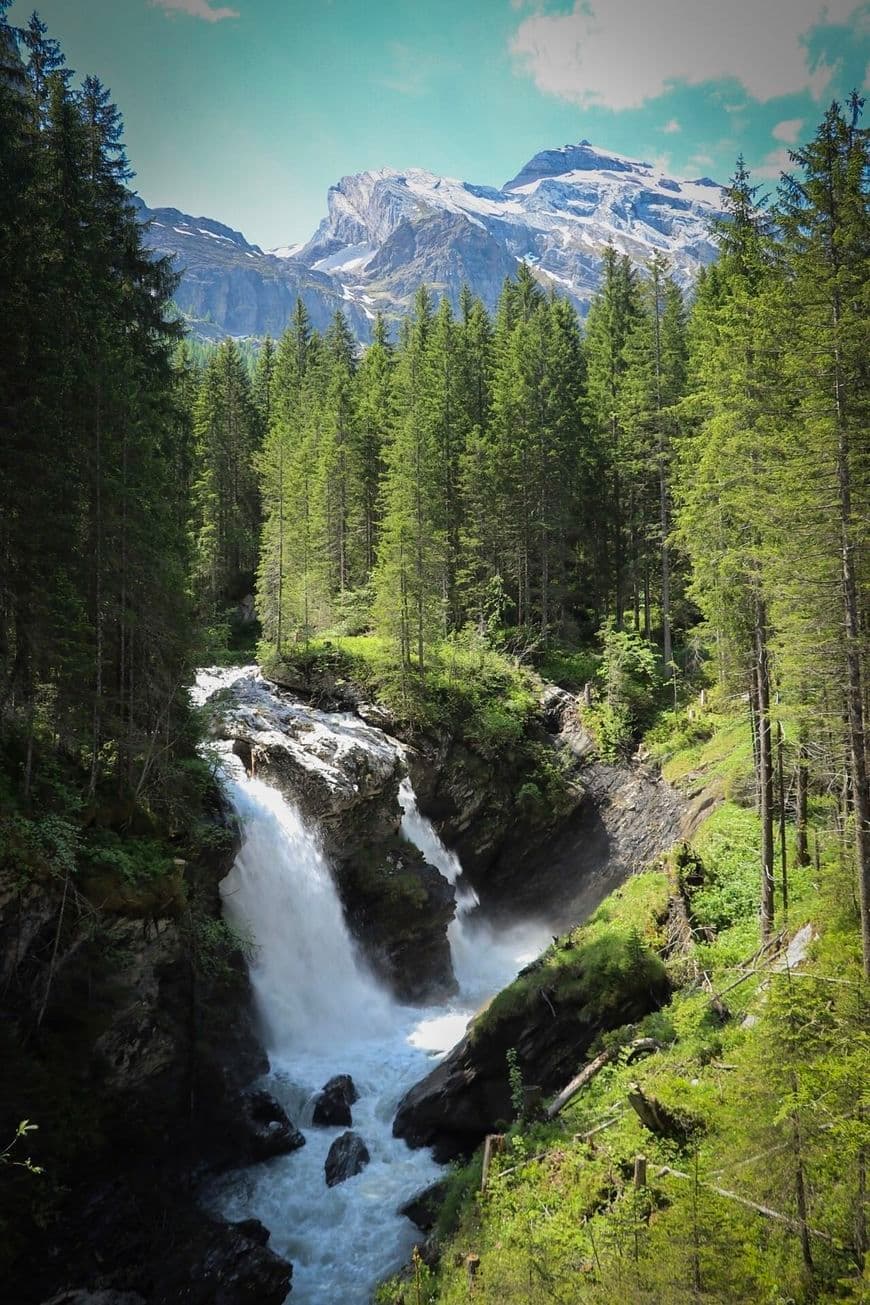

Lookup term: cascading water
[195,668,550,1304]
[218,753,394,1053]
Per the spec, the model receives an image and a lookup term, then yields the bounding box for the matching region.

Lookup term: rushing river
[194,667,549,1304]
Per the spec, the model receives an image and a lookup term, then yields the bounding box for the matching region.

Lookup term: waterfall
[218,750,392,1055]
[196,667,550,1304]
[398,775,550,1006]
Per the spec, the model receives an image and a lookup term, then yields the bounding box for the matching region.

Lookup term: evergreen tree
[772,97,870,973]
[373,286,441,672]
[191,339,260,618]
[584,249,642,624]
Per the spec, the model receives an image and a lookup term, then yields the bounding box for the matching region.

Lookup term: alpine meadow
[0,4,868,1304]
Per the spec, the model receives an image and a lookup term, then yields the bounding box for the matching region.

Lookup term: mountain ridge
[138,141,724,342]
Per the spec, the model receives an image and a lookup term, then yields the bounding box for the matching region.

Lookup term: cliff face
[400,686,686,928]
[0,794,292,1305]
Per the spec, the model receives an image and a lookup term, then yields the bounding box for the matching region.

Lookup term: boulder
[230,1218,271,1247]
[155,1216,292,1305]
[333,840,457,1002]
[398,1178,449,1231]
[324,1131,370,1187]
[312,1073,358,1127]
[238,1089,305,1162]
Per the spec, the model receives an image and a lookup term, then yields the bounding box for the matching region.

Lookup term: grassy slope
[260,635,581,824]
[377,693,870,1305]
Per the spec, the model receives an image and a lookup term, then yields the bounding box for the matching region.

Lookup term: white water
[197,668,551,1304]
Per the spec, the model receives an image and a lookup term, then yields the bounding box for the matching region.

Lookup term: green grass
[536,646,600,690]
[260,633,584,820]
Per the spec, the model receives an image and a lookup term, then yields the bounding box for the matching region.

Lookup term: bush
[588,621,660,760]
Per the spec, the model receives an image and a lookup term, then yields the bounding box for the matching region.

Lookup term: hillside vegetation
[378,696,870,1304]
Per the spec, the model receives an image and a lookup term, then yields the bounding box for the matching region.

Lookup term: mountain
[131,198,373,341]
[138,141,724,342]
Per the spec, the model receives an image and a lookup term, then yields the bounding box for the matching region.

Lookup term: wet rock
[324,1130,370,1186]
[230,1218,271,1247]
[357,701,398,732]
[404,688,685,930]
[156,1216,292,1305]
[398,1178,449,1231]
[312,1073,358,1127]
[239,1088,305,1161]
[334,840,457,1002]
[232,737,255,775]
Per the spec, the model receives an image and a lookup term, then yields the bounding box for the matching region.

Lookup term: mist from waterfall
[198,667,550,1304]
[399,776,547,1004]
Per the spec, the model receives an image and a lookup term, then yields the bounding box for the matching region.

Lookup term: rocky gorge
[3,661,687,1304]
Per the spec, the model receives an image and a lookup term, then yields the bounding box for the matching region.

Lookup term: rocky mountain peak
[504,140,646,190]
[138,139,724,342]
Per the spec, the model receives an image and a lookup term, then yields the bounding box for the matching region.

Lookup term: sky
[10,0,870,249]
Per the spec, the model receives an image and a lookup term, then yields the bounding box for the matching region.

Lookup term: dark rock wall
[0,795,291,1304]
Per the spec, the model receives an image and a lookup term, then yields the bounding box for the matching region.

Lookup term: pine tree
[618,256,686,664]
[773,97,870,974]
[676,160,780,940]
[373,286,441,672]
[584,249,642,624]
[354,312,394,581]
[191,340,260,618]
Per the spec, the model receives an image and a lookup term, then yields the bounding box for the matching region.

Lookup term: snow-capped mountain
[138,141,724,341]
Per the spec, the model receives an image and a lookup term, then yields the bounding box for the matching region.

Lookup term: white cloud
[510,1,865,110]
[754,147,793,178]
[773,118,805,143]
[662,118,681,133]
[151,0,239,21]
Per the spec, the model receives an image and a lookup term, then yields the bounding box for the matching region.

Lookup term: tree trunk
[778,720,788,917]
[755,598,775,942]
[795,732,810,868]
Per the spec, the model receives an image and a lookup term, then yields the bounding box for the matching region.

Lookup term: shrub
[589,621,660,760]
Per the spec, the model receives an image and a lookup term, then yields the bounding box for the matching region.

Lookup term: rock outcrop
[206,669,458,1000]
[333,839,456,1001]
[404,685,685,928]
[312,1073,358,1127]
[398,1179,449,1231]
[324,1131,371,1187]
[0,789,292,1304]
[394,905,671,1160]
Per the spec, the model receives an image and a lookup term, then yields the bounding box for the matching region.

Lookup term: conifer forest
[0,7,868,1304]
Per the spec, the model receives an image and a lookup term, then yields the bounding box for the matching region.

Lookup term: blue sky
[10,0,870,249]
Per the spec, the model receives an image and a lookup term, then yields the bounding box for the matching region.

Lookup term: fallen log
[546,1038,660,1119]
[654,1165,849,1251]
[628,1083,694,1145]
